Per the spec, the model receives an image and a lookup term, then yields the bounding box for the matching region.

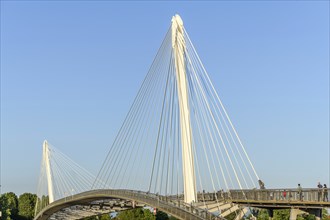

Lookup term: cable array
[35,141,95,215]
[93,19,260,203]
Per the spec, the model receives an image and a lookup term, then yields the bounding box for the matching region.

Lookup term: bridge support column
[290,209,307,220]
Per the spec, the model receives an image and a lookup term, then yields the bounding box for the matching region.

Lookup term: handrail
[34,189,225,220]
[199,188,330,204]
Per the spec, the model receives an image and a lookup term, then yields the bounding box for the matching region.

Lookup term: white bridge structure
[34,15,329,220]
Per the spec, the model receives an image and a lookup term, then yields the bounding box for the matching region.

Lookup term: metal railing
[227,188,329,203]
[195,188,330,209]
[35,189,225,220]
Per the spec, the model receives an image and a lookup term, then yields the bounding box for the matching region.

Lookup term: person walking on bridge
[323,184,328,202]
[258,179,265,189]
[318,182,323,201]
[297,184,303,201]
[282,190,287,200]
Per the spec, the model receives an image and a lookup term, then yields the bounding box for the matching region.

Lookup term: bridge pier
[290,208,307,220]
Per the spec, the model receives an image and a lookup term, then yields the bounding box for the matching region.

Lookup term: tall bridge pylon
[93,14,260,204]
[172,14,197,203]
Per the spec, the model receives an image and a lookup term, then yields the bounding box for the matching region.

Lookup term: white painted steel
[171,14,197,204]
[43,140,55,203]
[234,207,248,220]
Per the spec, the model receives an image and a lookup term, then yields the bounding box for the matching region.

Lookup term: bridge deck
[34,189,224,220]
[34,188,330,220]
[202,188,330,210]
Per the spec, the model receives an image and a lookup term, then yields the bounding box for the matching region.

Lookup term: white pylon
[171,14,197,203]
[43,140,54,203]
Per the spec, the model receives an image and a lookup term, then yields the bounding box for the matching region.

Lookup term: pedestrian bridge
[34,189,330,220]
[34,189,223,220]
[34,14,329,220]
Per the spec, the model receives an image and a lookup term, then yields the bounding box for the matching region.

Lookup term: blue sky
[1,1,329,195]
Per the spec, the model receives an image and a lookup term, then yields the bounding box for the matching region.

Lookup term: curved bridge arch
[34,189,223,220]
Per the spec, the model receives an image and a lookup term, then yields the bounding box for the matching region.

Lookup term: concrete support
[234,207,249,220]
[171,14,197,204]
[290,209,308,220]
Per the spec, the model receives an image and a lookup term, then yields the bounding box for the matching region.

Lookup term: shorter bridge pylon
[43,140,54,203]
[35,141,96,216]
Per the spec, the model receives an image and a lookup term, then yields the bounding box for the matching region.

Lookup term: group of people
[317,182,328,202]
[257,179,328,202]
[296,183,328,201]
[276,183,328,202]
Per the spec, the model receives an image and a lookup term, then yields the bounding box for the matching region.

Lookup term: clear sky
[1,1,329,196]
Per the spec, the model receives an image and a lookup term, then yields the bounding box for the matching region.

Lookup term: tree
[273,209,290,220]
[116,208,155,220]
[0,192,19,220]
[323,208,330,219]
[297,214,316,220]
[256,209,269,220]
[34,195,49,215]
[143,209,156,220]
[155,210,169,220]
[251,208,327,220]
[99,214,112,220]
[18,193,37,220]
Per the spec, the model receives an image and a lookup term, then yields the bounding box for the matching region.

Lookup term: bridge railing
[159,188,329,204]
[227,188,329,203]
[63,188,329,206]
[35,188,329,220]
[119,190,228,219]
[74,189,225,220]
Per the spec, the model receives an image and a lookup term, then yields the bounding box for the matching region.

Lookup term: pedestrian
[269,192,273,200]
[297,184,303,201]
[258,179,265,189]
[323,184,328,202]
[318,182,323,201]
[282,190,287,200]
[288,190,292,201]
